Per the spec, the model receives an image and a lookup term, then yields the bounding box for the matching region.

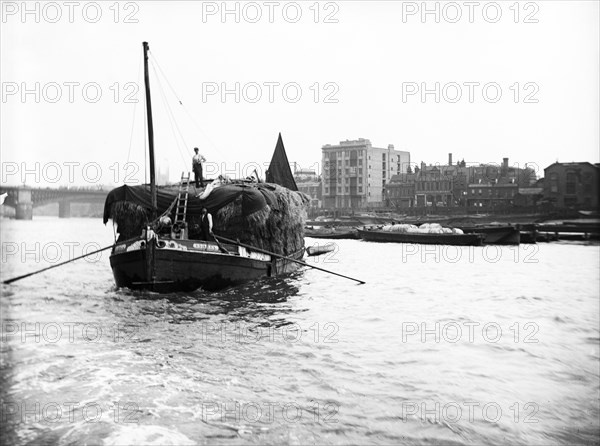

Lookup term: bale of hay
[110,201,148,242]
[209,184,308,256]
[107,182,308,256]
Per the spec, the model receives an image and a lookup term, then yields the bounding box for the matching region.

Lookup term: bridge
[0,186,111,219]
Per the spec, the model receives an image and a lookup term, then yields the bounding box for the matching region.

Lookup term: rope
[126,50,143,165]
[149,59,189,172]
[149,50,222,156]
[155,196,178,223]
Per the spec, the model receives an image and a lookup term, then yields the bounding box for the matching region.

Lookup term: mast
[142,42,157,217]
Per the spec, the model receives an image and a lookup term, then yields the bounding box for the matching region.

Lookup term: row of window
[324,187,365,194]
[324,152,403,163]
[468,188,517,197]
[415,181,452,191]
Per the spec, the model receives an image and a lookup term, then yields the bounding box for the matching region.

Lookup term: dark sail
[266,133,298,191]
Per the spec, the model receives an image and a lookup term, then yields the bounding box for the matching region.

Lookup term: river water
[1,217,599,445]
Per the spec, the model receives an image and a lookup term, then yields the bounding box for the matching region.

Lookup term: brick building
[294,168,322,208]
[543,162,599,208]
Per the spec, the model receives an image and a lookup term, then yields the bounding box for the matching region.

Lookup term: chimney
[448,153,453,165]
[503,157,508,170]
[421,161,426,171]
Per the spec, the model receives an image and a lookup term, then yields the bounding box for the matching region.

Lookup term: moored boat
[358,227,484,246]
[460,225,521,245]
[305,226,359,240]
[517,224,539,244]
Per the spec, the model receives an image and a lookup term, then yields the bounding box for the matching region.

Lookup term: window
[345,187,349,193]
[358,187,363,193]
[337,187,341,193]
[550,173,559,193]
[584,173,593,193]
[566,172,577,194]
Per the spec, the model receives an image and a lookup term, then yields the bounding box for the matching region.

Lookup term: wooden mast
[142,41,157,217]
[142,41,156,288]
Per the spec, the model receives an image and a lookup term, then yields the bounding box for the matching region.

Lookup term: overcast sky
[1,0,598,187]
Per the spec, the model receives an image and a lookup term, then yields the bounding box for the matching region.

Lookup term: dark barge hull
[110,237,304,292]
[461,226,521,245]
[358,229,484,246]
[305,229,359,240]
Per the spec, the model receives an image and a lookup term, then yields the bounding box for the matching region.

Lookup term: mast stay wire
[150,60,192,175]
[126,50,143,165]
[148,50,223,158]
[143,87,147,186]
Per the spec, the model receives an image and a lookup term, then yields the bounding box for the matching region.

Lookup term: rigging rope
[149,59,190,174]
[126,50,143,165]
[148,50,222,156]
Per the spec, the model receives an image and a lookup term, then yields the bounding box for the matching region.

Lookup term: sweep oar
[215,235,365,285]
[2,236,139,285]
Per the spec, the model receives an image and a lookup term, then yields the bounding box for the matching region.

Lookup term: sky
[1,0,598,187]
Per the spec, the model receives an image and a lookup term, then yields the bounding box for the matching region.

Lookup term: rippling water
[1,217,599,445]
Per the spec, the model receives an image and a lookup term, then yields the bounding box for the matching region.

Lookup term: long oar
[215,235,365,285]
[2,236,138,285]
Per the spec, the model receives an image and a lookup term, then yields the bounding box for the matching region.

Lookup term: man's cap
[194,147,199,151]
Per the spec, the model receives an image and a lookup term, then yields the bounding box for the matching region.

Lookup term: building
[383,154,536,208]
[294,168,322,208]
[469,158,536,188]
[466,182,519,208]
[321,138,410,208]
[514,187,544,207]
[543,162,600,208]
[385,154,469,207]
[413,155,470,207]
[385,173,416,207]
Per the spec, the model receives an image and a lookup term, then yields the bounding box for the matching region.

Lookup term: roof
[517,187,543,195]
[544,162,599,171]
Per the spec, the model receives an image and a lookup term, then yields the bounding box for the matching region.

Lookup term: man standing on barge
[192,147,206,188]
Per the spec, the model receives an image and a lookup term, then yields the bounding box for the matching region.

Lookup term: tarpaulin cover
[103,183,277,224]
